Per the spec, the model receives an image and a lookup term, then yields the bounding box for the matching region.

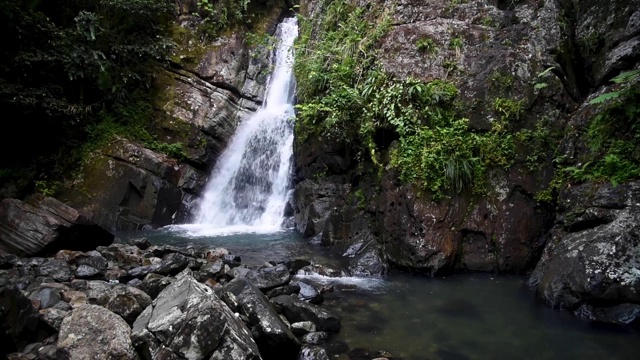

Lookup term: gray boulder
[246,263,292,291]
[57,304,138,360]
[529,181,640,324]
[132,273,261,360]
[72,281,152,324]
[298,346,330,360]
[125,253,190,280]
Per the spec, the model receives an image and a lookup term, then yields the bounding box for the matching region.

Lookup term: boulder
[0,196,113,256]
[132,273,261,360]
[529,181,640,324]
[74,281,152,324]
[290,321,316,336]
[33,259,72,283]
[246,263,292,291]
[224,278,300,360]
[298,346,330,360]
[301,332,329,345]
[265,283,300,298]
[271,295,341,333]
[96,244,144,269]
[124,253,190,280]
[294,281,323,305]
[133,274,174,300]
[57,304,138,360]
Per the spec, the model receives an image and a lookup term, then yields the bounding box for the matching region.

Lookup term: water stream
[126,17,639,360]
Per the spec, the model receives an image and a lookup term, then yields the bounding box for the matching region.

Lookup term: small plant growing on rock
[493,97,524,122]
[416,37,437,55]
[489,70,514,92]
[449,36,464,57]
[533,66,554,93]
[481,15,494,27]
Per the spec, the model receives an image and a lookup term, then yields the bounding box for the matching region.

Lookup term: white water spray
[188,18,298,235]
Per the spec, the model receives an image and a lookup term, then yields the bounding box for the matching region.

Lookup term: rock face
[60,138,196,231]
[0,195,114,256]
[57,304,138,360]
[293,0,640,277]
[528,181,640,324]
[59,4,287,231]
[293,0,565,275]
[293,0,640,321]
[132,272,261,360]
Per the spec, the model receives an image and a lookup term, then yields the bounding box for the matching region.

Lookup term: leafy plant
[416,37,437,55]
[589,70,640,105]
[534,66,555,92]
[449,36,464,57]
[493,97,524,122]
[481,15,494,27]
[489,70,514,92]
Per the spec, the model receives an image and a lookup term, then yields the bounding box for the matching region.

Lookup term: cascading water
[190,18,298,234]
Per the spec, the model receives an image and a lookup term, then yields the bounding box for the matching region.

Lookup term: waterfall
[190,18,298,235]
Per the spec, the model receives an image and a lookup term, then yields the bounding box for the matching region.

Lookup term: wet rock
[97,244,144,269]
[75,265,101,279]
[33,259,72,283]
[246,263,292,291]
[265,283,300,298]
[57,304,137,360]
[286,259,312,274]
[575,303,640,325]
[271,295,341,333]
[348,248,387,277]
[294,281,323,305]
[135,274,174,300]
[129,238,151,250]
[297,264,342,278]
[0,195,114,256]
[125,252,190,280]
[31,288,61,309]
[79,281,152,324]
[529,181,640,324]
[39,307,67,331]
[37,345,57,360]
[290,321,316,336]
[76,251,109,271]
[298,346,330,360]
[223,277,300,360]
[301,332,329,345]
[201,259,226,277]
[132,273,260,360]
[293,179,348,238]
[58,138,189,231]
[230,266,251,278]
[223,254,242,267]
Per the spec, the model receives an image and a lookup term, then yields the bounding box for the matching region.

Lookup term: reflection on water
[325,274,640,360]
[117,228,640,360]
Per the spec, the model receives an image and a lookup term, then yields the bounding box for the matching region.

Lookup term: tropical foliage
[294,0,514,199]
